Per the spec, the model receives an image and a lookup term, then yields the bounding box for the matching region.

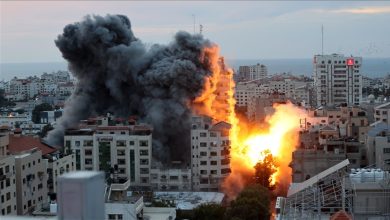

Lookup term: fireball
[193,45,305,198]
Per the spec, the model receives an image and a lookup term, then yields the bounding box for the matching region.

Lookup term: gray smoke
[46,14,217,163]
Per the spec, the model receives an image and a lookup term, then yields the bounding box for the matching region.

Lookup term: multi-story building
[366,122,390,171]
[150,165,191,191]
[0,126,9,156]
[313,54,362,107]
[46,154,76,193]
[374,102,390,124]
[190,115,231,191]
[249,63,267,80]
[0,155,17,216]
[14,148,48,215]
[238,64,267,81]
[64,116,152,187]
[40,109,63,124]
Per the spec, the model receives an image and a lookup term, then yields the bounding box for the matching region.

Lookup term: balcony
[110,178,131,191]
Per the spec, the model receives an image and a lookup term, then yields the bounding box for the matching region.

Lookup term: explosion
[52,14,304,198]
[193,45,306,199]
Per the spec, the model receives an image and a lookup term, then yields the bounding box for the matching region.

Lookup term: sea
[1,58,389,81]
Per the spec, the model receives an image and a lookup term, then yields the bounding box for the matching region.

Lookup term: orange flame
[193,45,306,199]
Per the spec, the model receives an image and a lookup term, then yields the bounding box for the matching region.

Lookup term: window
[116,140,126,147]
[140,159,149,165]
[210,132,217,137]
[200,132,207,137]
[83,140,93,146]
[139,140,148,147]
[200,142,207,147]
[75,141,80,147]
[140,150,148,156]
[384,148,390,154]
[108,214,116,220]
[118,215,123,220]
[210,161,217,165]
[170,175,179,180]
[140,168,149,174]
[85,149,92,155]
[200,170,207,175]
[210,152,217,156]
[117,150,125,156]
[118,159,126,165]
[210,170,217,175]
[6,192,10,201]
[200,161,207,165]
[200,152,207,156]
[129,141,135,145]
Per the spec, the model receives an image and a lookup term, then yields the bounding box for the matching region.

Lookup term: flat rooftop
[154,191,224,210]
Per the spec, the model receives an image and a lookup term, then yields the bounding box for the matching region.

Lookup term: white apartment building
[14,148,48,215]
[313,54,362,107]
[150,167,191,191]
[191,116,231,191]
[0,155,17,216]
[64,118,152,187]
[374,102,390,124]
[46,154,76,193]
[234,82,266,107]
[238,64,267,81]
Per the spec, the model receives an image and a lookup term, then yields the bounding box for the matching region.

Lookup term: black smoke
[46,14,217,163]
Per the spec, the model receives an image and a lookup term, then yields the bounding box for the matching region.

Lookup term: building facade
[313,54,362,107]
[14,149,48,215]
[190,116,231,191]
[0,155,17,216]
[64,117,152,187]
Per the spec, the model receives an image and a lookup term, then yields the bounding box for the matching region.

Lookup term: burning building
[48,14,305,198]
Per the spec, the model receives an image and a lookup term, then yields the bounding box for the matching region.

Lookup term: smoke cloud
[47,14,219,163]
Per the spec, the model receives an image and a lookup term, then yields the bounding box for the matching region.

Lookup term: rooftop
[8,134,57,155]
[153,191,224,210]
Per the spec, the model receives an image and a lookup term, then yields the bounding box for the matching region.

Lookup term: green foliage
[32,103,53,123]
[253,151,277,190]
[39,124,53,138]
[192,203,226,220]
[227,185,271,220]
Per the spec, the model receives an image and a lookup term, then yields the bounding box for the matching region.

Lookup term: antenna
[321,25,324,55]
[192,14,196,34]
[199,24,203,35]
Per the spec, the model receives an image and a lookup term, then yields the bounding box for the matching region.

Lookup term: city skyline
[1,1,390,63]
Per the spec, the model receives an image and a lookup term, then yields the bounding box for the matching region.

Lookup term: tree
[253,151,278,190]
[39,124,53,138]
[227,185,271,220]
[32,103,53,123]
[192,203,226,220]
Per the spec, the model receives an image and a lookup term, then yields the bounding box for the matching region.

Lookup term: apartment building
[0,126,9,156]
[14,148,48,215]
[237,63,267,81]
[150,166,191,191]
[64,116,152,187]
[313,54,362,107]
[0,155,17,216]
[190,115,231,191]
[366,123,390,171]
[374,102,390,124]
[46,154,76,193]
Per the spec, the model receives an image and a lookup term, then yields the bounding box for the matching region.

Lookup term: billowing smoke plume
[46,14,219,162]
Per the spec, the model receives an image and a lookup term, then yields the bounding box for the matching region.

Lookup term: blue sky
[1,1,390,63]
